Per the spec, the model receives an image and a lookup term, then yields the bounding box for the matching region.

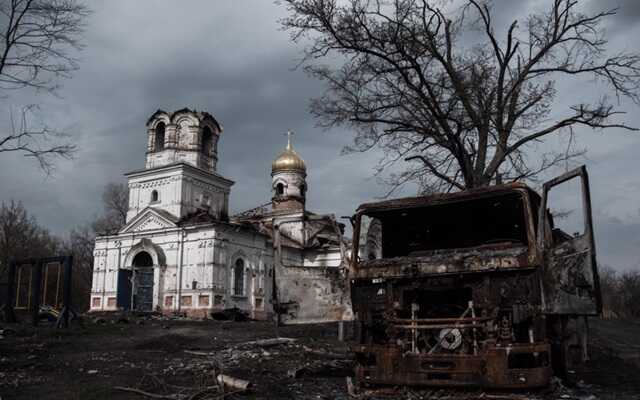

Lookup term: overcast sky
[1,0,639,271]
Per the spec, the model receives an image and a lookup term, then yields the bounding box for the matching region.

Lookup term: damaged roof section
[232,201,352,325]
[232,206,347,251]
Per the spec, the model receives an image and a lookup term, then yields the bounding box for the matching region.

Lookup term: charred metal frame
[2,256,75,328]
[349,167,600,389]
[537,166,602,315]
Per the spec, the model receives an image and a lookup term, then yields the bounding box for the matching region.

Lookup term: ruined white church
[90,109,350,321]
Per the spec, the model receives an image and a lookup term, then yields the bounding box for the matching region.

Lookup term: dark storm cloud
[586,0,640,31]
[0,0,380,233]
[0,0,639,271]
[594,213,640,270]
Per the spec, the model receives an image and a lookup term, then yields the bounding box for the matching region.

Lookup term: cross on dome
[272,129,306,173]
[286,129,294,150]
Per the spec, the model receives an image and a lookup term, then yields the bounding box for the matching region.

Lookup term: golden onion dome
[272,132,306,173]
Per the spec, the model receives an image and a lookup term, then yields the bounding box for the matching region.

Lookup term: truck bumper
[353,342,552,389]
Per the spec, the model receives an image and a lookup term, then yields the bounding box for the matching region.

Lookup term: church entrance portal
[132,252,154,312]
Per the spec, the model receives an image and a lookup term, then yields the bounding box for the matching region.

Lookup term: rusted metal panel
[356,183,535,214]
[353,343,551,389]
[352,245,533,280]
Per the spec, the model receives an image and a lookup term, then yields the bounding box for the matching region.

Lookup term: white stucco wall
[90,222,273,318]
[272,170,306,199]
[125,164,232,223]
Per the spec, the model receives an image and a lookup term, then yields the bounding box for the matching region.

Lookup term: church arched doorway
[132,251,154,312]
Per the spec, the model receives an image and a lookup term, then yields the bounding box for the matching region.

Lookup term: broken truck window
[359,192,528,259]
[546,175,586,240]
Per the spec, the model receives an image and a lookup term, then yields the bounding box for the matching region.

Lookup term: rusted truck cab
[349,166,601,389]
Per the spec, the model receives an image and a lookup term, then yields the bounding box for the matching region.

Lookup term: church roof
[231,206,346,250]
[178,209,218,226]
[231,202,273,220]
[118,207,180,234]
[177,209,274,239]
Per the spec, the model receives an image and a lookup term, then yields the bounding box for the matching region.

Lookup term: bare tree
[92,182,129,235]
[282,0,640,193]
[60,224,93,310]
[598,266,622,317]
[65,183,128,308]
[0,199,97,311]
[0,200,59,280]
[0,0,89,172]
[55,183,128,310]
[1,104,76,172]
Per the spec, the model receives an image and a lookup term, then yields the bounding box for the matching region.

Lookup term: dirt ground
[1,315,640,400]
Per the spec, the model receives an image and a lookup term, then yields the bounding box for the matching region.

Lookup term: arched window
[300,182,307,197]
[201,126,213,156]
[276,182,284,196]
[154,122,165,151]
[151,190,159,203]
[233,258,245,296]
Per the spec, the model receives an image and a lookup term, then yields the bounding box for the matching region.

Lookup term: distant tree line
[0,182,127,311]
[599,266,640,320]
[0,0,93,313]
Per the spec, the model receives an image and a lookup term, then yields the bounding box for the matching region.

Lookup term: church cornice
[125,162,234,187]
[128,176,178,189]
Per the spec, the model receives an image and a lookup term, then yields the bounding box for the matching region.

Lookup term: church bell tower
[145,108,221,171]
[124,108,234,224]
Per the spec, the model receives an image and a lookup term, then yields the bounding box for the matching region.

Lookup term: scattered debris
[210,307,250,322]
[302,345,351,359]
[1,318,633,399]
[216,374,250,392]
[287,359,352,378]
[114,386,182,399]
[346,377,357,397]
[235,337,296,348]
[183,350,212,357]
[0,328,15,339]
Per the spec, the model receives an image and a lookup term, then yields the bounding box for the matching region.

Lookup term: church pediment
[120,208,179,233]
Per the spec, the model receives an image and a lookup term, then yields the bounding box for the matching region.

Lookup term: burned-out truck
[349,166,601,389]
